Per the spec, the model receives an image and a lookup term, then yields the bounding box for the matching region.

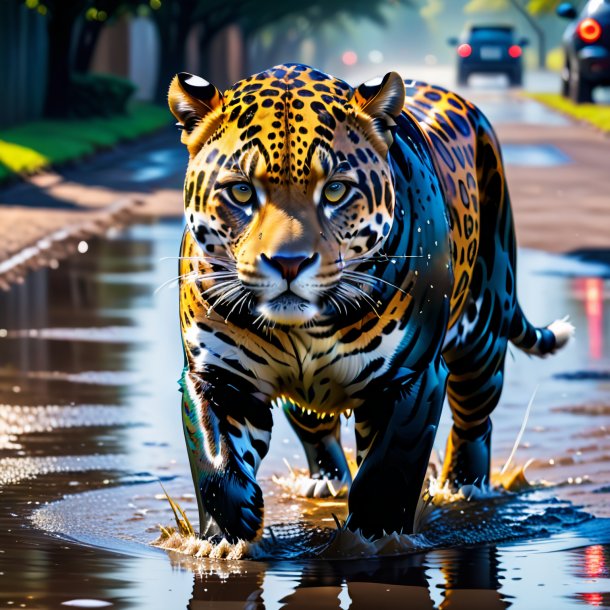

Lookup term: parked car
[448,25,528,86]
[557,0,610,103]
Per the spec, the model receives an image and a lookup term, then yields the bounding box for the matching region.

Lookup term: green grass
[523,92,610,133]
[0,102,171,182]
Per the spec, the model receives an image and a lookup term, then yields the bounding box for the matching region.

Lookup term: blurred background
[1,1,610,609]
[0,0,594,125]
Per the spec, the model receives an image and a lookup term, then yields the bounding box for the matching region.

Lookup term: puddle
[1,220,610,608]
[123,148,185,183]
[503,143,572,167]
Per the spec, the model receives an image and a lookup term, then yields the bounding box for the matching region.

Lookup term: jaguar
[168,63,573,542]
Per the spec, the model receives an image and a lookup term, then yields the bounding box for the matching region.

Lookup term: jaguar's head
[169,64,405,326]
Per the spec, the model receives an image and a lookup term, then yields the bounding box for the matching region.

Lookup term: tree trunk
[73,19,104,73]
[152,2,196,104]
[44,5,79,117]
[155,29,186,103]
[508,0,546,69]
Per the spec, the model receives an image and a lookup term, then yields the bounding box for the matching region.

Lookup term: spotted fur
[169,64,573,541]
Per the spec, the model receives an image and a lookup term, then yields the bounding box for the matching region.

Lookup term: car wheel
[569,71,593,104]
[457,69,469,86]
[561,61,570,98]
[509,69,523,87]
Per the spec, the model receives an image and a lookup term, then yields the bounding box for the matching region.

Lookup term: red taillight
[457,43,472,58]
[577,18,602,43]
[508,45,522,58]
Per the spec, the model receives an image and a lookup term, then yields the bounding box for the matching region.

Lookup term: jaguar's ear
[351,72,405,156]
[168,72,224,146]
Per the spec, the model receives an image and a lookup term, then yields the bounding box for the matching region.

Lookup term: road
[0,65,609,610]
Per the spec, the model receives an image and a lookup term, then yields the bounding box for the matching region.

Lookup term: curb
[0,198,144,290]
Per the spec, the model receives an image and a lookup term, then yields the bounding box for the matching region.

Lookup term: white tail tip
[548,315,575,351]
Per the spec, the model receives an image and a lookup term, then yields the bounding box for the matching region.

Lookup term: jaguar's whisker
[339,282,380,317]
[225,292,251,323]
[154,271,199,295]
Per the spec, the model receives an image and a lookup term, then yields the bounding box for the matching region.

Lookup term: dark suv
[557,0,610,103]
[449,25,528,86]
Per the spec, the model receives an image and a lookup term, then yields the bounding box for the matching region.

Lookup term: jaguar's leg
[283,403,352,497]
[348,359,448,537]
[441,279,511,489]
[181,369,273,542]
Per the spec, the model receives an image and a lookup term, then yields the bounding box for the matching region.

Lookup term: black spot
[237,103,259,128]
[311,101,336,129]
[293,99,304,109]
[243,451,256,469]
[382,319,397,335]
[429,132,456,171]
[242,83,262,93]
[215,332,237,347]
[240,124,263,140]
[424,90,442,101]
[315,125,334,140]
[448,97,464,110]
[260,88,280,97]
[370,171,382,202]
[308,69,328,81]
[459,180,470,207]
[447,110,471,137]
[332,106,346,122]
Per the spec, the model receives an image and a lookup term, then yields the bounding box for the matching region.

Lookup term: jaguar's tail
[509,304,574,357]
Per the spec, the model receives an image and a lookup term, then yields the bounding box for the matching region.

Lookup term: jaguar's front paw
[201,472,264,542]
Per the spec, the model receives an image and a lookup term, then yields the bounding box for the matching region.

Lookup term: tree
[243,0,406,71]
[151,0,415,102]
[40,1,84,117]
[73,0,140,73]
[22,0,139,117]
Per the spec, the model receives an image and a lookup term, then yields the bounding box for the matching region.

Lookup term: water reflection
[1,220,610,609]
[179,546,508,610]
[572,278,605,361]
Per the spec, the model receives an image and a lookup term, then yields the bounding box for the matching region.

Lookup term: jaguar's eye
[229,183,254,206]
[323,181,348,205]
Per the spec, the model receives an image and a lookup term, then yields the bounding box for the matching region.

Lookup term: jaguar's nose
[259,253,320,282]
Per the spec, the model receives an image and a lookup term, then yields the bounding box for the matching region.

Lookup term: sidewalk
[1,112,609,288]
[495,120,610,253]
[0,128,184,288]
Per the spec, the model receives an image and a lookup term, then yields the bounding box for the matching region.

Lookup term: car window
[470,29,514,43]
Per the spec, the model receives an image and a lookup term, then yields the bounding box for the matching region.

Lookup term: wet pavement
[1,64,610,608]
[1,220,610,609]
